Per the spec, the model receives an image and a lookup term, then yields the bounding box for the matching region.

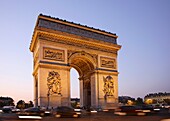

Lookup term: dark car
[139,105,154,115]
[114,106,146,116]
[53,106,80,118]
[2,106,19,113]
[2,106,12,113]
[85,107,97,114]
[19,107,45,116]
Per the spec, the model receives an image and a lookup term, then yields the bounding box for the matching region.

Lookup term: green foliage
[25,101,34,108]
[0,97,15,107]
[71,102,77,108]
[135,97,144,105]
[16,100,34,109]
[16,100,25,109]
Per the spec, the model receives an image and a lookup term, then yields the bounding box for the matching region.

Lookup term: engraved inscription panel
[43,47,65,62]
[100,57,116,69]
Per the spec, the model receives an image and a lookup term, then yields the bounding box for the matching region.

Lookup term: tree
[0,97,15,107]
[135,97,144,105]
[25,101,34,108]
[29,101,34,107]
[16,100,25,109]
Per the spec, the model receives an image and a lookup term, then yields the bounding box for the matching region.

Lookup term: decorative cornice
[39,60,69,67]
[38,14,117,38]
[96,68,117,72]
[30,14,121,52]
[38,18,117,44]
[95,68,119,75]
[32,31,120,54]
[32,60,70,75]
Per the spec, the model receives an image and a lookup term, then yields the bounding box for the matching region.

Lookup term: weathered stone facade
[30,14,121,109]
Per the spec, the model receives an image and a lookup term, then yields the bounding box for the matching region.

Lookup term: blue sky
[0,0,170,103]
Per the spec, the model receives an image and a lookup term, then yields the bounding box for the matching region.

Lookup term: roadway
[0,109,169,121]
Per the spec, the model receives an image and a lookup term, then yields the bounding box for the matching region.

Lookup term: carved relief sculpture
[47,71,62,95]
[103,76,114,97]
[100,57,116,69]
[43,47,65,62]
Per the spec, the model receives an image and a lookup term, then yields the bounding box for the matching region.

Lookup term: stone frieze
[100,57,116,69]
[43,47,65,62]
[39,33,117,54]
[38,19,117,44]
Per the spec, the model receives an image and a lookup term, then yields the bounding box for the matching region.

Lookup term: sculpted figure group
[103,76,114,97]
[47,71,62,95]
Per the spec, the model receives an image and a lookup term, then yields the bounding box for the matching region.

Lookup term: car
[88,107,97,113]
[153,106,161,112]
[19,107,45,116]
[2,106,14,113]
[84,107,98,115]
[0,108,3,113]
[2,106,20,113]
[44,109,51,116]
[40,107,52,116]
[136,105,154,115]
[53,106,81,118]
[74,108,82,115]
[96,106,103,112]
[12,108,20,113]
[114,106,146,116]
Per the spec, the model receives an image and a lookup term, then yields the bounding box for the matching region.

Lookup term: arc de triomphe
[30,14,121,109]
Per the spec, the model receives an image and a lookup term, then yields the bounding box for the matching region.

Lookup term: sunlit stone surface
[30,14,121,109]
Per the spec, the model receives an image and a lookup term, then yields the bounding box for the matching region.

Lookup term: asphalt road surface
[0,111,170,121]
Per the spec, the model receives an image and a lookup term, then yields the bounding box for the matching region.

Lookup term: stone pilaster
[79,79,84,107]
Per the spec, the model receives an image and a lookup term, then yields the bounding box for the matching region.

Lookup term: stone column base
[105,96,118,109]
[48,95,62,108]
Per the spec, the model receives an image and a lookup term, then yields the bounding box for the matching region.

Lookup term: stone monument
[30,14,121,109]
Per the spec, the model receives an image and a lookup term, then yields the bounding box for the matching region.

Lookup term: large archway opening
[70,68,79,99]
[69,54,95,108]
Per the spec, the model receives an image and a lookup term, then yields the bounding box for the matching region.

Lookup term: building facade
[144,92,170,104]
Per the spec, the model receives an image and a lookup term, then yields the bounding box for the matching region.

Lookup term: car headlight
[74,109,81,112]
[154,108,160,111]
[45,111,50,114]
[76,112,81,115]
[143,110,151,113]
[91,110,97,113]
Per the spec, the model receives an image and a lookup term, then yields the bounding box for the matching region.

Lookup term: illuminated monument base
[30,14,121,109]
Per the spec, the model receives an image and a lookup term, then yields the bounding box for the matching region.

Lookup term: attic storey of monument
[30,14,121,109]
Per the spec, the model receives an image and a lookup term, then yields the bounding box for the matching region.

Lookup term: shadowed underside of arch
[68,51,96,77]
[70,57,95,77]
[68,53,95,107]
